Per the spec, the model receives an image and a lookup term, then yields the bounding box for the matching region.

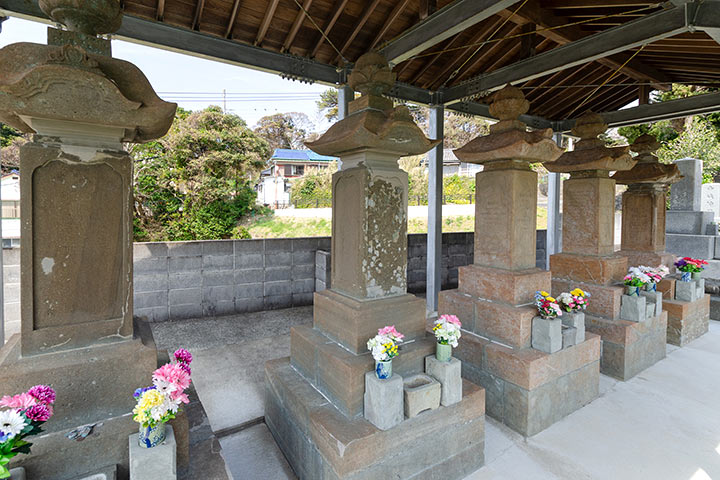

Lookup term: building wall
[2,232,548,327]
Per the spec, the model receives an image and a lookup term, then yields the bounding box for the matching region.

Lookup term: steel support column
[426,105,444,313]
[546,133,563,268]
[337,85,352,120]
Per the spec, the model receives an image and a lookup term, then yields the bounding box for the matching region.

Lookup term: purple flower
[133,386,156,399]
[24,403,52,422]
[28,385,56,405]
[174,348,192,365]
[178,362,191,375]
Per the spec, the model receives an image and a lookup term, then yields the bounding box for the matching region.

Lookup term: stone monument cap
[613,133,682,185]
[39,0,123,36]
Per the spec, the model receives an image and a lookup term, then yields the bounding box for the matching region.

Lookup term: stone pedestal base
[0,336,157,478]
[129,425,177,480]
[551,279,623,320]
[457,265,550,306]
[664,295,710,346]
[550,253,627,286]
[265,358,485,480]
[620,295,648,323]
[425,356,462,406]
[585,312,667,380]
[364,372,403,430]
[453,331,600,436]
[620,250,675,269]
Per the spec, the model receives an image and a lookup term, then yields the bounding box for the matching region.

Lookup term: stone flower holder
[561,311,586,344]
[425,355,462,406]
[675,279,701,302]
[620,294,647,323]
[561,325,578,348]
[640,290,663,317]
[129,425,177,480]
[403,374,441,418]
[531,316,562,353]
[364,371,404,430]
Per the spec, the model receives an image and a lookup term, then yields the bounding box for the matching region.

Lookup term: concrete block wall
[2,231,548,326]
[133,237,330,322]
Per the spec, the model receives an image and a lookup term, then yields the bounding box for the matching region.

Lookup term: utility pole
[223,89,227,113]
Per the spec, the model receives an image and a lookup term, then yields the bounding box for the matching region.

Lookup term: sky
[0,16,334,131]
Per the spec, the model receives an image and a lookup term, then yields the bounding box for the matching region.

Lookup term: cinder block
[168,288,201,305]
[167,241,201,256]
[134,306,169,323]
[134,274,169,293]
[292,250,315,265]
[129,425,177,480]
[292,237,319,251]
[425,356,462,406]
[168,303,202,320]
[531,316,562,353]
[403,374,441,418]
[265,252,292,267]
[561,311,585,343]
[364,372,404,430]
[620,294,646,322]
[264,267,292,282]
[235,253,263,269]
[235,297,264,314]
[202,285,235,303]
[234,239,264,254]
[168,273,201,289]
[265,238,293,252]
[675,280,699,302]
[265,280,292,296]
[292,292,314,306]
[202,255,234,270]
[134,290,168,309]
[292,278,315,294]
[235,268,263,284]
[203,300,235,316]
[201,240,233,256]
[562,325,577,348]
[135,257,168,274]
[134,242,168,259]
[264,294,293,310]
[292,264,314,280]
[202,270,234,286]
[168,256,201,273]
[236,283,263,299]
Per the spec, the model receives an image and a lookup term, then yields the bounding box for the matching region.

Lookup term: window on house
[1,201,19,218]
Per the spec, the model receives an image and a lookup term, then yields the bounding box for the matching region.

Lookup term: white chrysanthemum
[152,378,179,396]
[0,409,26,439]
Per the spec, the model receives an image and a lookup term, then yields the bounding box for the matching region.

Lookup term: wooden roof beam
[256,0,280,45]
[369,0,411,50]
[333,0,382,64]
[225,0,242,38]
[156,0,165,21]
[309,0,348,58]
[444,6,690,104]
[498,2,671,89]
[379,0,521,65]
[283,0,313,52]
[191,0,205,31]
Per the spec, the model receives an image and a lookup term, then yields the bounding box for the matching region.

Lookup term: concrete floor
[151,309,720,480]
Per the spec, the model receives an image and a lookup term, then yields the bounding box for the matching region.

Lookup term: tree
[316,89,339,122]
[0,123,20,148]
[131,106,270,241]
[656,117,720,181]
[289,161,338,207]
[254,112,314,151]
[0,135,25,173]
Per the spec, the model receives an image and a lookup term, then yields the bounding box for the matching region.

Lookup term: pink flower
[439,314,461,328]
[153,363,191,391]
[24,404,52,422]
[170,390,190,404]
[0,393,37,409]
[378,325,404,340]
[28,385,56,405]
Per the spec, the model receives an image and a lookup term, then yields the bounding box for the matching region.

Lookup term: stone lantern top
[453,85,563,167]
[39,0,123,36]
[545,111,636,173]
[305,52,439,158]
[0,42,176,143]
[612,133,683,185]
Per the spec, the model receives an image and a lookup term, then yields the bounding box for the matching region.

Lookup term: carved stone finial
[347,52,396,97]
[488,85,529,121]
[630,133,661,156]
[39,0,123,36]
[571,111,607,140]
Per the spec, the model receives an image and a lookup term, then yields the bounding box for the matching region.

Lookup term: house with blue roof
[258,149,339,207]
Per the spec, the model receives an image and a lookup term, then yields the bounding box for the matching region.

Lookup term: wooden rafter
[369,0,411,50]
[192,0,205,31]
[156,0,165,21]
[225,0,243,38]
[408,34,465,84]
[498,3,670,89]
[283,0,314,52]
[309,0,349,58]
[448,23,520,85]
[530,64,606,107]
[256,0,281,46]
[333,0,383,64]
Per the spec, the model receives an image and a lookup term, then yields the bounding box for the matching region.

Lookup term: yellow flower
[547,296,556,302]
[540,291,550,297]
[571,288,585,296]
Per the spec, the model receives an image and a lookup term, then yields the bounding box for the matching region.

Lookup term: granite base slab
[454,330,600,437]
[585,311,668,381]
[265,357,485,480]
[664,295,710,346]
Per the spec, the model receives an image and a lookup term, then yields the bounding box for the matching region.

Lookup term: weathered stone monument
[439,86,601,436]
[548,113,668,381]
[666,158,719,259]
[0,2,175,477]
[264,53,486,479]
[613,135,708,346]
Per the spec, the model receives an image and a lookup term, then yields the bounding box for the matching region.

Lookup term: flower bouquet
[624,267,650,296]
[432,314,462,362]
[366,326,404,379]
[557,288,590,313]
[0,385,56,479]
[534,291,562,319]
[674,257,708,282]
[133,348,192,448]
[639,265,669,291]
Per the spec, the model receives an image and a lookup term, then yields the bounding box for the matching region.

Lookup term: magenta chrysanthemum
[28,385,56,405]
[178,362,191,375]
[24,403,52,422]
[174,348,192,365]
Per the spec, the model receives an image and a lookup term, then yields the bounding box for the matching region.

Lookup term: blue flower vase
[681,271,692,282]
[375,360,392,379]
[138,422,166,448]
[625,285,640,296]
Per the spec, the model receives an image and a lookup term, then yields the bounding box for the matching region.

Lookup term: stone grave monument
[547,113,668,381]
[0,2,175,477]
[666,158,720,259]
[264,53,486,480]
[438,86,601,436]
[613,135,709,346]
